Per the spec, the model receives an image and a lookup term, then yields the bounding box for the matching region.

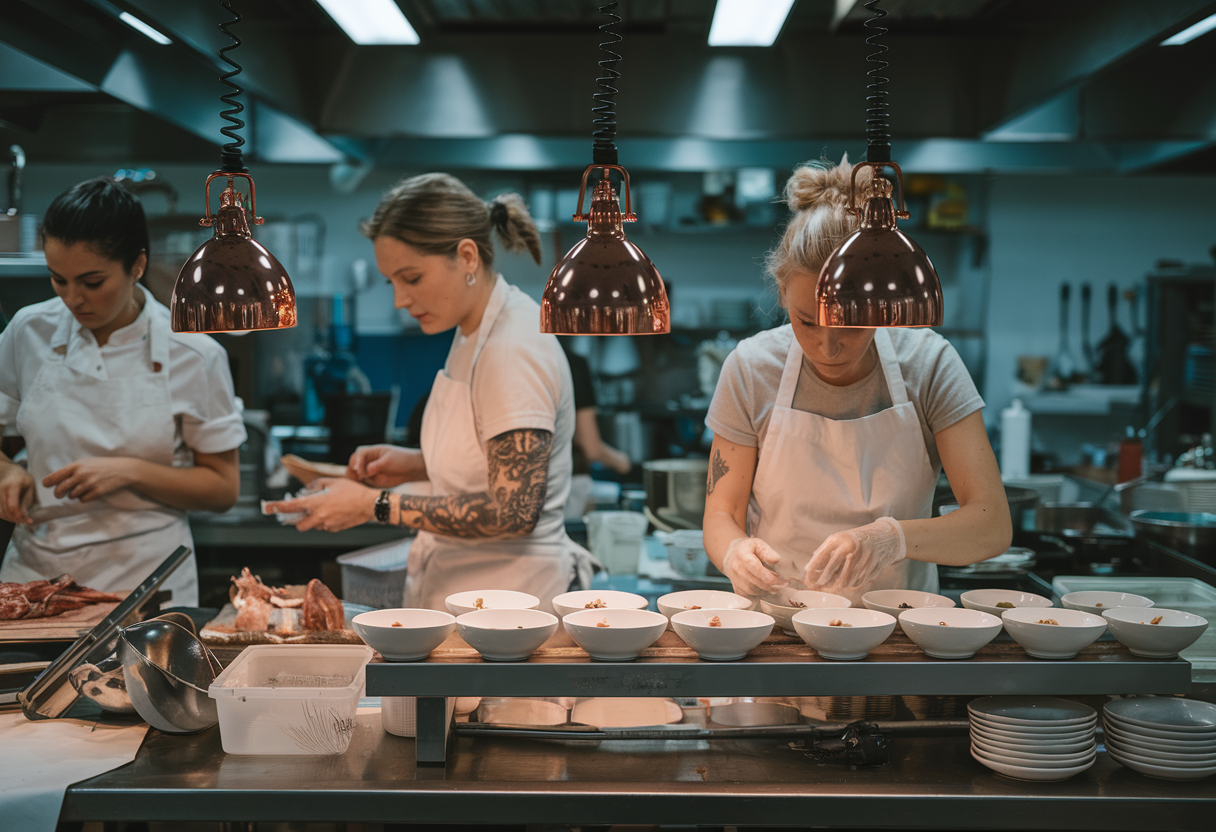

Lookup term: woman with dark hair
[0,177,245,605]
[267,173,594,613]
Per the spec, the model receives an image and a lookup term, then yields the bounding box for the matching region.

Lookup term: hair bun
[785,154,872,213]
[488,198,510,229]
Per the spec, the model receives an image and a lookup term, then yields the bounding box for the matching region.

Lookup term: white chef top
[0,290,247,460]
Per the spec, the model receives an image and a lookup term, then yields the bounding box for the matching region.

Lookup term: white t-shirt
[706,325,983,473]
[0,292,247,460]
[443,278,575,541]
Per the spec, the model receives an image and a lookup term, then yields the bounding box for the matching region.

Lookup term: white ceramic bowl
[445,590,540,617]
[551,589,649,621]
[899,607,1003,659]
[351,608,455,661]
[1104,697,1216,732]
[1000,607,1108,660]
[1101,607,1209,658]
[861,589,955,620]
[1102,719,1216,752]
[760,590,851,635]
[1102,726,1216,761]
[563,608,668,661]
[970,725,1096,755]
[671,609,775,661]
[970,735,1096,765]
[454,608,558,661]
[1061,591,1154,617]
[656,590,752,623]
[790,608,896,660]
[969,714,1095,738]
[1105,750,1216,780]
[969,747,1095,781]
[968,695,1097,726]
[1103,713,1216,742]
[1104,737,1216,769]
[960,589,1053,618]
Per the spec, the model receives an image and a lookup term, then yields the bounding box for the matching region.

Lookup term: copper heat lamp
[814,1,942,328]
[170,0,296,333]
[540,3,669,335]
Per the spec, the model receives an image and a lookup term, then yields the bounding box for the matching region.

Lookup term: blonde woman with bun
[702,157,1010,605]
[267,173,594,613]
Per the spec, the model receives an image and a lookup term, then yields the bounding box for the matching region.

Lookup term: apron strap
[775,330,803,409]
[468,276,509,368]
[873,329,910,406]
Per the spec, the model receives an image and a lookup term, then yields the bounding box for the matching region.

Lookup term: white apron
[404,281,592,614]
[746,328,938,606]
[0,304,197,605]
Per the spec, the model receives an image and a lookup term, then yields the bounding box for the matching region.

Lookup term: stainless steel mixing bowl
[118,618,221,734]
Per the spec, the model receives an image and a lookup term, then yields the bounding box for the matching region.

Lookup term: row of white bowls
[1102,697,1216,780]
[968,696,1098,781]
[352,585,1208,664]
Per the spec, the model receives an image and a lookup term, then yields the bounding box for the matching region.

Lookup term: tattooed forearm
[707,449,730,496]
[395,429,552,538]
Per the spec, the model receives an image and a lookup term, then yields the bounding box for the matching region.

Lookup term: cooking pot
[933,483,1039,531]
[643,458,709,532]
[1129,511,1216,562]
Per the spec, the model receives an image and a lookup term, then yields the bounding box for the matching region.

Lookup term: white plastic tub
[209,644,372,755]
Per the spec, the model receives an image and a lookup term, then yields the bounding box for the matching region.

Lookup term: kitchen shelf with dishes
[1011,382,1142,416]
[364,598,1192,764]
[0,252,46,277]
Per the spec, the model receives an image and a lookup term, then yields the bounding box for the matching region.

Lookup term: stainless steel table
[60,712,1215,830]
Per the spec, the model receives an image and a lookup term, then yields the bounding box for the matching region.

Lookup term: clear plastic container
[208,644,372,755]
[337,540,411,609]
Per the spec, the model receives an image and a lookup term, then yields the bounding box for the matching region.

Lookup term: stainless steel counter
[60,711,1215,830]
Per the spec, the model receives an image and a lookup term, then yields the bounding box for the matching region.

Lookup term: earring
[465,272,476,286]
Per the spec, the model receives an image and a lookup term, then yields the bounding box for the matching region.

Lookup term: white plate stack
[1102,698,1216,780]
[968,696,1097,781]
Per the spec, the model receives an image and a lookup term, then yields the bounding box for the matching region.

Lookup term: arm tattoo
[707,449,730,496]
[395,429,552,538]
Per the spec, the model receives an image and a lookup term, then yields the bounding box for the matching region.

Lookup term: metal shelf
[0,253,46,277]
[365,631,1190,764]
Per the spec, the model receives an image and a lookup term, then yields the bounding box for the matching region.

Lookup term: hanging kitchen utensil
[1047,283,1077,389]
[813,1,943,328]
[540,3,669,335]
[1078,282,1095,382]
[168,0,296,333]
[1125,286,1145,382]
[1096,282,1137,385]
[0,145,24,252]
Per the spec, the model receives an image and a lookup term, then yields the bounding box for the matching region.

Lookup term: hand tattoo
[396,429,552,538]
[707,449,730,496]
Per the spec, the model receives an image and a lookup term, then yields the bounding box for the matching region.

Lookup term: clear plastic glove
[721,537,783,597]
[804,517,906,591]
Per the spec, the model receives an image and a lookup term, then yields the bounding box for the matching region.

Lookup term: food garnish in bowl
[584,598,608,609]
[829,619,852,628]
[475,598,485,610]
[686,605,702,610]
[597,618,610,628]
[1037,618,1059,625]
[392,622,402,627]
[939,621,949,626]
[996,601,1015,609]
[709,616,722,627]
[898,603,913,610]
[789,600,807,609]
[1151,616,1163,625]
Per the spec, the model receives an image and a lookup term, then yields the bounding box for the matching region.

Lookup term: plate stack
[968,696,1097,781]
[1102,698,1216,780]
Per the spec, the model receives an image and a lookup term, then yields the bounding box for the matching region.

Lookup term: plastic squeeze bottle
[1000,398,1032,480]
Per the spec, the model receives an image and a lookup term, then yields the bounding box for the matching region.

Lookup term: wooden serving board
[0,593,128,642]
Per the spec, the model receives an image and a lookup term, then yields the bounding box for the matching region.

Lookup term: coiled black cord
[218,0,247,172]
[591,2,621,166]
[863,0,890,164]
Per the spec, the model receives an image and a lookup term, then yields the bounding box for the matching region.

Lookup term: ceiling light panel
[316,0,420,45]
[119,11,172,45]
[1161,13,1216,46]
[708,0,796,47]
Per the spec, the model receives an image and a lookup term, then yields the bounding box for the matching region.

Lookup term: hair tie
[489,200,509,229]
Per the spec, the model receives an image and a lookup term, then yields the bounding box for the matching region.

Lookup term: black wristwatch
[373,490,392,524]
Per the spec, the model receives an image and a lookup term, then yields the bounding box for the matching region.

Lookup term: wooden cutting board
[0,594,127,642]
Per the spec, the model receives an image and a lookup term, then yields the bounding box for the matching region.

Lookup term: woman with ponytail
[702,157,1010,605]
[268,174,594,613]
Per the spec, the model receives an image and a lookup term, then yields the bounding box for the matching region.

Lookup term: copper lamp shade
[814,162,943,328]
[541,164,669,335]
[170,172,296,333]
